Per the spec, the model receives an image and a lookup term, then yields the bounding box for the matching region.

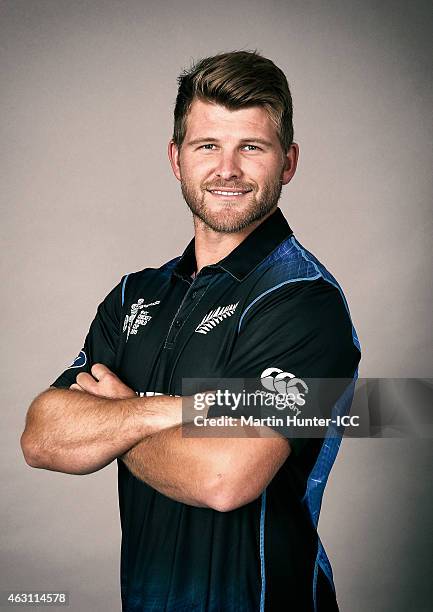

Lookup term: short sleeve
[50,278,124,388]
[208,278,361,454]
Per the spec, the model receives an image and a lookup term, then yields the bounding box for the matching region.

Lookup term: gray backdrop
[1,1,432,610]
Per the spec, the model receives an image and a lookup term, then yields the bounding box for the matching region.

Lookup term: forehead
[184,98,279,141]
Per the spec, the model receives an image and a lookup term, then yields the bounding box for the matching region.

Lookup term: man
[21,51,361,611]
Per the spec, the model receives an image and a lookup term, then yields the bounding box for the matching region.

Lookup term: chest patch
[123,299,160,341]
[195,302,239,335]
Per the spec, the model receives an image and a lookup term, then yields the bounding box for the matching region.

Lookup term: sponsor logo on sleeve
[67,350,87,369]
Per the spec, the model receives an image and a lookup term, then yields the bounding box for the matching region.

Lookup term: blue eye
[197,143,261,151]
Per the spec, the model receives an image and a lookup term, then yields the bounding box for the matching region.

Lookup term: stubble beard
[180,175,283,234]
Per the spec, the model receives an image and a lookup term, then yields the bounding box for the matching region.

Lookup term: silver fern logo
[123,299,160,341]
[195,302,239,335]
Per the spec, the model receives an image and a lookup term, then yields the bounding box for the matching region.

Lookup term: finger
[70,383,84,392]
[76,371,98,393]
[91,363,113,381]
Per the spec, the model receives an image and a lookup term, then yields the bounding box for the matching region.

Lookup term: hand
[70,363,136,399]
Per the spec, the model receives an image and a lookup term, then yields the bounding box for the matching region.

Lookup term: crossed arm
[21,364,290,511]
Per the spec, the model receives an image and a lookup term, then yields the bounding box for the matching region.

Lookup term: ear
[168,140,182,182]
[281,143,299,185]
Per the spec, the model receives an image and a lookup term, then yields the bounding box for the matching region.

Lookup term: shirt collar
[173,207,293,282]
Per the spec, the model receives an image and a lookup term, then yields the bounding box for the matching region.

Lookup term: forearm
[21,388,183,475]
[121,423,287,510]
[121,424,219,507]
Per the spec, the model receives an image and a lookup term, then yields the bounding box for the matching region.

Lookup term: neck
[193,208,277,273]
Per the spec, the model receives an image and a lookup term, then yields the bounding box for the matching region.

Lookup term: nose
[215,150,242,181]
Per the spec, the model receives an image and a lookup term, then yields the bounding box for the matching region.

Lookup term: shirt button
[191,291,198,299]
[174,319,182,328]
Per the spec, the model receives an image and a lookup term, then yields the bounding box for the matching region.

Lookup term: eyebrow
[186,137,274,147]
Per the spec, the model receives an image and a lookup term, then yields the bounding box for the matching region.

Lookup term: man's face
[169,99,298,233]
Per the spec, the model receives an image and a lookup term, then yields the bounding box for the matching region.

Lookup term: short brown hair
[173,50,294,152]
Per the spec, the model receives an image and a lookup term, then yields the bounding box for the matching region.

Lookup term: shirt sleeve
[50,278,124,389]
[208,277,361,455]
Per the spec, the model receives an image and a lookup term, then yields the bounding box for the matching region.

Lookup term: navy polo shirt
[52,207,361,611]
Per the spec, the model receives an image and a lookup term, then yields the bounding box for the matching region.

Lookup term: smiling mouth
[206,189,253,197]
